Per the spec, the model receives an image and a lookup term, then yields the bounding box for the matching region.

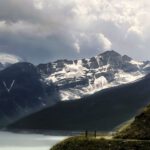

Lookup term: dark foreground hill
[115,104,150,140]
[51,99,150,150]
[9,74,150,131]
[51,137,150,150]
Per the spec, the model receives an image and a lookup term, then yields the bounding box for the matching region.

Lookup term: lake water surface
[0,131,67,150]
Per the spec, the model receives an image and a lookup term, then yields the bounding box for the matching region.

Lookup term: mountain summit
[37,50,150,100]
[1,50,150,127]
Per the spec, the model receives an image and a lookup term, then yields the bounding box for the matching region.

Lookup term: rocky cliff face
[37,50,150,100]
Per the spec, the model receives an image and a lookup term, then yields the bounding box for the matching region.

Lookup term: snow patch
[60,90,82,101]
[46,61,88,83]
[130,60,143,68]
[94,76,108,89]
[143,63,150,69]
[114,70,144,84]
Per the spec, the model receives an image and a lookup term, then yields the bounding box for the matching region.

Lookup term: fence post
[85,130,88,138]
[94,130,96,138]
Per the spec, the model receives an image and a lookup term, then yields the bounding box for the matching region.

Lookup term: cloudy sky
[0,0,150,64]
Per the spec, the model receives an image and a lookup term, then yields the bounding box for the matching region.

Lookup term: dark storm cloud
[0,0,41,23]
[0,0,149,64]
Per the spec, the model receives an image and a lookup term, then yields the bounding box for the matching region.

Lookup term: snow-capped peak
[0,53,22,65]
[37,50,150,101]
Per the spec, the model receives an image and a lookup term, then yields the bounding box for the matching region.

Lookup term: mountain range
[8,73,150,131]
[37,50,150,100]
[1,50,150,129]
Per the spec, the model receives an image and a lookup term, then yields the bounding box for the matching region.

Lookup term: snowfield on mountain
[37,50,150,100]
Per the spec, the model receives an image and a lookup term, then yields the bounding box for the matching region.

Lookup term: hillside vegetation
[51,136,150,150]
[115,105,150,140]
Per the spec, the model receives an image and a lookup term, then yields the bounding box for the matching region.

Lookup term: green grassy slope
[51,136,150,150]
[115,105,150,140]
